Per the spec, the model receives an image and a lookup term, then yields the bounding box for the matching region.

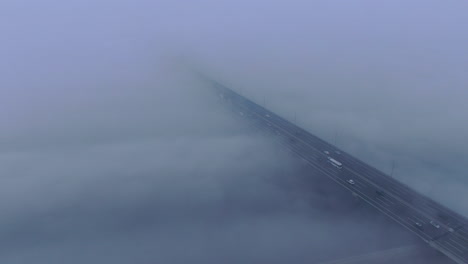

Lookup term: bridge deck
[211,81,468,264]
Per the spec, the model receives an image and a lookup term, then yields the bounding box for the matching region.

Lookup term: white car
[323,151,330,155]
[430,220,440,229]
[346,179,355,185]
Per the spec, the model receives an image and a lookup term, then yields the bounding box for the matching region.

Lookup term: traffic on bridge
[210,80,468,264]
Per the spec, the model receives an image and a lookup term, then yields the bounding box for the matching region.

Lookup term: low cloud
[0,0,466,263]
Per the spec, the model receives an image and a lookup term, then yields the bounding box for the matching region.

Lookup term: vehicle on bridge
[430,220,441,229]
[414,222,424,230]
[347,179,355,185]
[327,157,342,169]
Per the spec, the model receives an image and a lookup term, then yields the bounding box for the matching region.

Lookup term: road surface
[211,80,468,264]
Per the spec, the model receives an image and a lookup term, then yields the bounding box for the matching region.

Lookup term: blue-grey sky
[1,0,467,263]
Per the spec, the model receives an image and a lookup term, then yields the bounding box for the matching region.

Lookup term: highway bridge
[209,80,468,264]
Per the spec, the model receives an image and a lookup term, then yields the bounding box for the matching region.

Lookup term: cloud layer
[1,0,466,263]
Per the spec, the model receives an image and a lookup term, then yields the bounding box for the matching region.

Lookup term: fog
[1,0,467,263]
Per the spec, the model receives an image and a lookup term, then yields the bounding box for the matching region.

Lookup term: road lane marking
[448,238,468,251]
[380,196,395,205]
[375,196,392,207]
[444,240,465,254]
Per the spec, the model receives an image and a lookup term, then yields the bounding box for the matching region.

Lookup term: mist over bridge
[207,79,468,264]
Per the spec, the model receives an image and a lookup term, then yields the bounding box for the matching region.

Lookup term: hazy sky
[1,0,467,263]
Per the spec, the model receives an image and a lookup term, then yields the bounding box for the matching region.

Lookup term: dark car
[414,222,424,230]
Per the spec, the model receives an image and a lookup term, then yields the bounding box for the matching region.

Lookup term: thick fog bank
[1,0,466,263]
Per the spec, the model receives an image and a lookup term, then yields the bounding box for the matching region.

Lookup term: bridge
[208,79,468,264]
